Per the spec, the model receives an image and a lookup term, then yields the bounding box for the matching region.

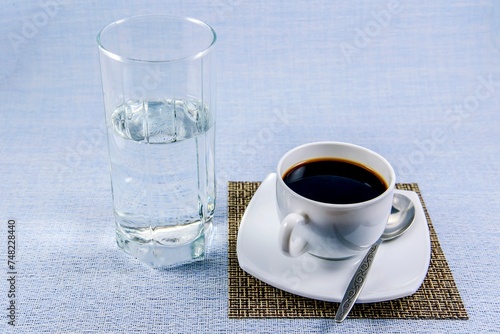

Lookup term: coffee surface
[283,158,387,204]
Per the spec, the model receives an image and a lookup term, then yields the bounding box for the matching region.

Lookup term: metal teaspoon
[335,193,416,323]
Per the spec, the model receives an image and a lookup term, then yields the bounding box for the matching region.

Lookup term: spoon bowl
[382,193,415,241]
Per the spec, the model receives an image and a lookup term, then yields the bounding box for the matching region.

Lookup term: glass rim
[96,14,217,64]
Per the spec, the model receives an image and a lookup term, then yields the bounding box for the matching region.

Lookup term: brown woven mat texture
[228,182,468,319]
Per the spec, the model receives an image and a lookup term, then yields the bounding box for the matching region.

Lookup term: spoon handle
[335,239,382,323]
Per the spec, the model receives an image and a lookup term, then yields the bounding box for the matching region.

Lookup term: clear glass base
[116,222,212,268]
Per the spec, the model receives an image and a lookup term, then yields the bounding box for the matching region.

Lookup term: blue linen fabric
[0,0,499,333]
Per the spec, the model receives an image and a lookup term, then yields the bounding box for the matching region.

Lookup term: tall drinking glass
[97,15,216,268]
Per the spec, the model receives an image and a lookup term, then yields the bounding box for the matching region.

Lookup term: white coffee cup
[276,142,396,260]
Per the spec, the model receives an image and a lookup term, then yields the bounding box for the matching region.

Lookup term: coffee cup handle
[278,213,309,257]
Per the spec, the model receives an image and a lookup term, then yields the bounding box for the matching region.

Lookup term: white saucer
[236,173,431,303]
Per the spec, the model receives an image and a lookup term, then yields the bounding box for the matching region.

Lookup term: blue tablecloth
[1,1,499,333]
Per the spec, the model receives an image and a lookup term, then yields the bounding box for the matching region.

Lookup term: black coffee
[283,158,387,204]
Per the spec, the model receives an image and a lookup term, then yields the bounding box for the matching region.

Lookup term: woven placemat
[228,182,468,319]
